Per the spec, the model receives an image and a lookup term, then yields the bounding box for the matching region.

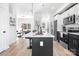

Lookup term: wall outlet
[40,41,43,46]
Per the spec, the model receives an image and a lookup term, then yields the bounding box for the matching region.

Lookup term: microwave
[68,14,75,24]
[63,14,75,25]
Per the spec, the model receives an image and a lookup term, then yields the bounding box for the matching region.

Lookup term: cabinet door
[69,35,73,49]
[69,34,74,49]
[69,34,79,51]
[63,34,68,44]
[32,38,53,56]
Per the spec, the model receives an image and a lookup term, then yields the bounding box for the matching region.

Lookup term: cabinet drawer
[69,33,79,54]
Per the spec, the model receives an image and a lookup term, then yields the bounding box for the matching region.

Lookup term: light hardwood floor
[0,38,75,56]
[0,38,32,56]
[53,41,75,56]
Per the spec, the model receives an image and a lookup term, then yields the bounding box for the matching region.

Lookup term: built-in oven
[68,27,79,32]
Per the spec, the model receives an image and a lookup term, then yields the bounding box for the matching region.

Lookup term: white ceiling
[11,3,66,17]
[34,3,65,14]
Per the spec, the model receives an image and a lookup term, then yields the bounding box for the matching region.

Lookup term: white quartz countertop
[23,32,55,38]
[68,32,79,35]
[59,31,79,35]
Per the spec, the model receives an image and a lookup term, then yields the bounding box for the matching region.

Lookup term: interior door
[0,36,3,52]
[0,4,9,52]
[0,24,9,52]
[1,27,9,51]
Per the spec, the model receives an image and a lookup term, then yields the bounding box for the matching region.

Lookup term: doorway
[54,20,57,41]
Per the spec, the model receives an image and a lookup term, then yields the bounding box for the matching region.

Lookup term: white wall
[9,25,17,44]
[55,14,63,31]
[9,4,17,44]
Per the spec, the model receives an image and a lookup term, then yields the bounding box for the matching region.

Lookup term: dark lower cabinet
[57,31,68,44]
[57,31,61,42]
[32,38,53,56]
[57,31,79,55]
[63,33,69,44]
[69,34,79,55]
[57,32,69,49]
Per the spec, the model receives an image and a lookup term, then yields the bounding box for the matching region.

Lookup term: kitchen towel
[60,32,63,38]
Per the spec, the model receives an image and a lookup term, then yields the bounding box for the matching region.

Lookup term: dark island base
[32,38,53,56]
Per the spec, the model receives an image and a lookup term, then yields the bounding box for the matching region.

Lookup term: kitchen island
[23,32,54,56]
